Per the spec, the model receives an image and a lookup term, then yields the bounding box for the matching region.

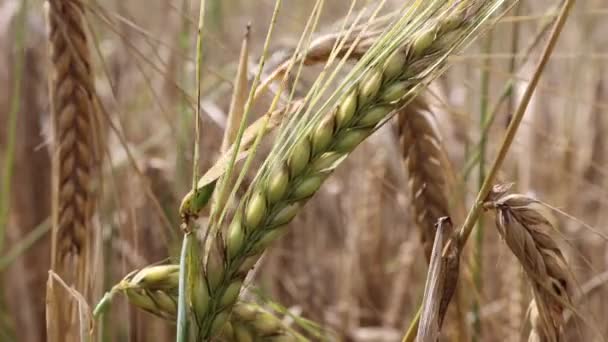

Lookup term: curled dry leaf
[417,217,461,342]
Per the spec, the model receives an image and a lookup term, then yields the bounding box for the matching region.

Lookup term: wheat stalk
[188,3,510,339]
[484,184,572,342]
[396,97,452,260]
[46,0,98,340]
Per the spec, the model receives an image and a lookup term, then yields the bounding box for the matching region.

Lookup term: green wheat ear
[188,1,511,339]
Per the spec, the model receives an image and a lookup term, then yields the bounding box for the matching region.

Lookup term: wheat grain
[219,302,300,342]
[46,0,98,340]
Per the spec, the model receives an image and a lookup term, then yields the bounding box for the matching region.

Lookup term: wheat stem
[192,0,206,192]
[472,26,493,342]
[0,0,27,253]
[457,0,573,246]
[177,234,191,342]
[176,0,209,339]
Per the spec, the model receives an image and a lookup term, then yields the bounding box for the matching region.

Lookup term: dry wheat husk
[485,185,572,342]
[46,0,99,340]
[417,216,460,342]
[397,98,452,260]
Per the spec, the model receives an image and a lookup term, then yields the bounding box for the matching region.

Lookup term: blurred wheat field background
[0,0,607,341]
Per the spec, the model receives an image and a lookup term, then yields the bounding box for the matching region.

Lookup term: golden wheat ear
[396,97,452,261]
[485,185,572,342]
[46,0,99,340]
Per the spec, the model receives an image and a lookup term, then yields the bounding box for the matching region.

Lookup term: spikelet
[219,303,300,342]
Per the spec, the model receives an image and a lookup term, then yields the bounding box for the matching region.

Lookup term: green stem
[178,0,207,339]
[472,27,493,342]
[92,290,116,318]
[176,0,192,194]
[401,307,421,342]
[401,0,574,339]
[460,8,555,181]
[506,2,523,125]
[0,218,50,271]
[0,0,27,253]
[192,0,207,192]
[177,234,192,342]
[458,0,573,247]
[0,4,27,338]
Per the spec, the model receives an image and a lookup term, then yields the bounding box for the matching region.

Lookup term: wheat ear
[46,0,97,339]
[397,97,452,260]
[190,4,507,338]
[485,185,572,342]
[96,264,301,341]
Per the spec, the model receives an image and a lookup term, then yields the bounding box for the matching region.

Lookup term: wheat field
[0,0,607,341]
